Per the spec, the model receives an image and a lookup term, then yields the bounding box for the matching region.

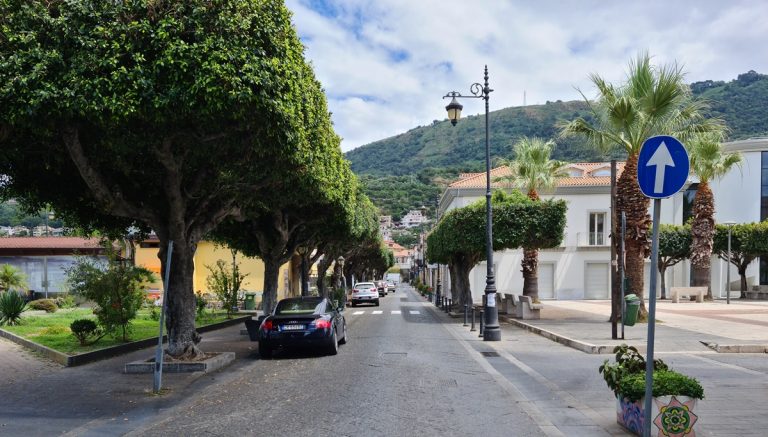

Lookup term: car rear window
[354,283,374,289]
[275,299,324,315]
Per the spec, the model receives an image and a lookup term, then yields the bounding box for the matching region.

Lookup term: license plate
[282,325,304,331]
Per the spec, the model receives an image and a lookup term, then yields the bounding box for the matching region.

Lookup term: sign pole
[620,212,626,340]
[153,241,174,394]
[643,200,661,437]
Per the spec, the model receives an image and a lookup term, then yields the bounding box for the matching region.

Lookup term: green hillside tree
[0,1,336,358]
[560,53,722,318]
[495,137,566,302]
[688,133,742,298]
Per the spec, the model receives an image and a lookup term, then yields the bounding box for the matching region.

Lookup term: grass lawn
[2,307,234,355]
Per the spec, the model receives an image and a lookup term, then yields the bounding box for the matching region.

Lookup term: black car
[257,297,347,358]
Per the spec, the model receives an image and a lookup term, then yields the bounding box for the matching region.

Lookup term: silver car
[350,282,379,307]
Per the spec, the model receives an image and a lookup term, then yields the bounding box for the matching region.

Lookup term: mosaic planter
[617,395,699,437]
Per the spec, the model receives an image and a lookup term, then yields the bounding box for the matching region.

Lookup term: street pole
[154,241,174,394]
[643,200,661,437]
[443,66,499,341]
[726,224,734,304]
[620,212,626,340]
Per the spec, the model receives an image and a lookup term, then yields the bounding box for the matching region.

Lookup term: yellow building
[134,239,299,307]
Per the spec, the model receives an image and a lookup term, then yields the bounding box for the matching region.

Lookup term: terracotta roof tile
[448,162,626,189]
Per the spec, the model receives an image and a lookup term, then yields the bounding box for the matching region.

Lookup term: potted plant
[599,344,704,436]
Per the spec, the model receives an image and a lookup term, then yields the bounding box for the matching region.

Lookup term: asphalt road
[126,285,549,437]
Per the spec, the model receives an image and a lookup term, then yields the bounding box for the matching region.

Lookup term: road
[128,285,550,436]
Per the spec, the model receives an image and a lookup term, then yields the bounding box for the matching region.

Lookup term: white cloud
[286,0,768,152]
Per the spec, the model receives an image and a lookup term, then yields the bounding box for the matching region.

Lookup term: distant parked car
[386,281,396,293]
[257,297,346,358]
[375,280,387,297]
[350,282,379,306]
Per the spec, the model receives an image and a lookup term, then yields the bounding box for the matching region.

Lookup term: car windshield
[274,299,325,315]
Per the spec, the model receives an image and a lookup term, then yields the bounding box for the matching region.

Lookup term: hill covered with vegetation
[350,71,768,219]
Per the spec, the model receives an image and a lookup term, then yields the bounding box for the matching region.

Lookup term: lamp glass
[445,97,462,124]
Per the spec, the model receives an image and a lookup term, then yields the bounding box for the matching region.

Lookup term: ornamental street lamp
[723,221,737,304]
[442,65,501,341]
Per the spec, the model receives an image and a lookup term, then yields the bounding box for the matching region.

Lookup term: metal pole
[727,226,732,305]
[643,200,662,437]
[479,309,484,337]
[470,307,477,332]
[154,241,174,394]
[611,160,618,339]
[621,212,626,340]
[482,66,501,342]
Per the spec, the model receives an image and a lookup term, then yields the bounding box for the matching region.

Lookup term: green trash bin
[623,294,640,326]
[244,292,256,311]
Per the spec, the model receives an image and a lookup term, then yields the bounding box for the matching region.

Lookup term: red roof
[448,162,626,189]
[0,237,104,252]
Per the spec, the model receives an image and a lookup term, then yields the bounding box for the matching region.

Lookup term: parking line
[409,310,420,315]
[391,310,401,314]
[372,311,383,315]
[352,311,365,315]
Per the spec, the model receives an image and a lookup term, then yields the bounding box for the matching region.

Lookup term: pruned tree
[657,225,691,299]
[426,191,567,307]
[0,1,336,358]
[713,222,768,296]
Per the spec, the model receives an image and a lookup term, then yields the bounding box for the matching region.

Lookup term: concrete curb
[700,341,768,353]
[124,351,236,374]
[500,316,615,354]
[0,315,249,367]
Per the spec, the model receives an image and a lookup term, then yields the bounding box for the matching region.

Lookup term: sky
[285,0,768,152]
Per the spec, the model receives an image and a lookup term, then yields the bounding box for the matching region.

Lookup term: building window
[682,183,698,225]
[589,212,606,246]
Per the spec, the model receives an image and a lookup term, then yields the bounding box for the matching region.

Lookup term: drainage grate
[480,351,500,357]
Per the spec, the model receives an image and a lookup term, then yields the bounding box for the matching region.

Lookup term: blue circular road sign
[636,135,690,199]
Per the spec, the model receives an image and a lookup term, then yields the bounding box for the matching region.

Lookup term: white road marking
[391,310,401,314]
[352,311,365,315]
[409,310,420,315]
[372,311,383,314]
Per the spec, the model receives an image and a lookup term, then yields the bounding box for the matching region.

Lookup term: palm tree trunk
[616,154,651,318]
[691,182,715,298]
[521,248,539,301]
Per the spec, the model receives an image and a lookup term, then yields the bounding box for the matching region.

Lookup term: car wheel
[259,342,272,359]
[351,301,357,307]
[338,323,347,345]
[326,329,339,355]
[374,299,380,306]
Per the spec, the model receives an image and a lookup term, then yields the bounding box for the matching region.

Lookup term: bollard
[470,307,476,332]
[447,298,452,313]
[463,303,468,326]
[479,309,484,337]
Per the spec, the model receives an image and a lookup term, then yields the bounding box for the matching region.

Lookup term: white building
[437,138,768,302]
[400,209,428,228]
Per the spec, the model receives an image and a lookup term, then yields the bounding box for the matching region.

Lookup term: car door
[331,299,344,334]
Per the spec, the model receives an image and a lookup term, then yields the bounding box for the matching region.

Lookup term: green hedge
[618,370,705,402]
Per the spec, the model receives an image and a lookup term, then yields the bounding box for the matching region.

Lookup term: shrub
[618,370,705,402]
[66,242,155,341]
[40,325,69,335]
[599,344,668,396]
[29,299,58,313]
[0,291,27,325]
[206,253,248,318]
[195,293,207,317]
[70,319,104,346]
[331,287,346,308]
[54,294,76,309]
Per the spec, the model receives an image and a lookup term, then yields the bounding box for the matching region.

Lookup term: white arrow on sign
[646,141,675,193]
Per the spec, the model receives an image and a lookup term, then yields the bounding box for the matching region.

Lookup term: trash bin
[623,294,640,326]
[244,292,256,311]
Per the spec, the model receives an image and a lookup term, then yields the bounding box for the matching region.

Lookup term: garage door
[585,263,609,299]
[538,263,555,299]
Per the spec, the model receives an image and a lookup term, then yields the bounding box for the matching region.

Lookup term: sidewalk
[501,299,768,354]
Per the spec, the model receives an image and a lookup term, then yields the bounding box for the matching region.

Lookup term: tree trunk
[616,154,650,318]
[739,261,750,298]
[316,255,334,298]
[659,263,667,300]
[159,240,203,360]
[262,257,281,316]
[451,257,474,308]
[448,263,457,303]
[300,253,310,297]
[690,182,715,298]
[521,248,539,302]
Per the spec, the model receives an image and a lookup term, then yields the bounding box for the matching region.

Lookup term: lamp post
[723,221,736,304]
[443,65,500,341]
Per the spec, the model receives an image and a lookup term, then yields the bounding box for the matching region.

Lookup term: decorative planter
[617,395,699,436]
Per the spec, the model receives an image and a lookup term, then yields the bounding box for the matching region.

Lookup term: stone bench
[670,286,707,303]
[517,295,543,320]
[501,293,518,315]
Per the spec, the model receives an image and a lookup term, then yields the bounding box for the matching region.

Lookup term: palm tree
[496,137,566,301]
[688,132,742,298]
[560,53,722,317]
[0,264,27,293]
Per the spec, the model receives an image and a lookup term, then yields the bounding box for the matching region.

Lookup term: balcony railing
[577,232,608,247]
